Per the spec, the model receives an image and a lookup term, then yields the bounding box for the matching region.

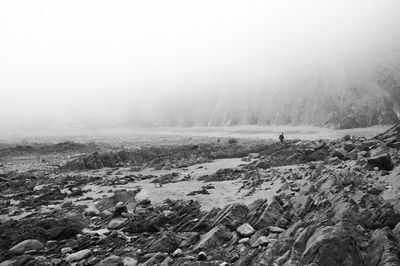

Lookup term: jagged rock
[247,196,293,229]
[237,223,255,237]
[160,257,173,266]
[65,249,91,262]
[302,223,362,265]
[343,143,356,152]
[142,252,168,266]
[367,153,394,171]
[193,225,233,251]
[362,202,400,230]
[193,203,249,231]
[251,236,270,248]
[331,149,346,160]
[8,239,44,255]
[367,227,400,266]
[146,231,181,253]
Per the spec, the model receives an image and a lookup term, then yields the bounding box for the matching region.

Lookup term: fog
[1,0,400,132]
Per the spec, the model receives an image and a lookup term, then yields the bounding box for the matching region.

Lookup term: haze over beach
[1,0,400,133]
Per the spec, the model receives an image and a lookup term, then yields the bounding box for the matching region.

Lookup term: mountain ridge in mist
[134,58,400,129]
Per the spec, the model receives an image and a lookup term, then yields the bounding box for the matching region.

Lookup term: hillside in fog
[136,55,400,129]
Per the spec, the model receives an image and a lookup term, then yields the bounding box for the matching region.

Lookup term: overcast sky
[1,0,400,131]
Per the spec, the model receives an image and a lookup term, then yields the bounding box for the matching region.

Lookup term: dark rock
[367,153,394,171]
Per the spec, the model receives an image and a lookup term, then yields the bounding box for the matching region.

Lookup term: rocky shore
[2,125,400,265]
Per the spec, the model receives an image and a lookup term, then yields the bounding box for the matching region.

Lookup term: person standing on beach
[279,133,285,144]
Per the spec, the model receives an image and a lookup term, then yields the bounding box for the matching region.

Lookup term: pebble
[61,247,73,254]
[107,218,127,230]
[238,238,250,244]
[172,248,183,257]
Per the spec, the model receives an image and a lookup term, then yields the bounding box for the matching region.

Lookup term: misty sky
[1,0,400,130]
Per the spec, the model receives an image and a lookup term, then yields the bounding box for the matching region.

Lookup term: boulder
[8,239,44,255]
[367,153,394,171]
[302,223,362,265]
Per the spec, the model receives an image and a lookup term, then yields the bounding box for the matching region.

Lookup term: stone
[331,149,346,160]
[107,218,127,230]
[198,251,207,261]
[172,248,183,257]
[97,255,124,266]
[114,202,128,216]
[8,239,44,255]
[146,231,180,253]
[237,223,255,237]
[85,206,100,217]
[367,227,400,266]
[45,240,58,248]
[0,260,17,266]
[367,153,394,171]
[61,247,73,254]
[122,257,138,266]
[101,210,113,218]
[267,226,285,234]
[193,225,233,251]
[302,224,361,265]
[343,143,355,152]
[251,236,270,248]
[238,238,250,244]
[65,249,91,262]
[160,257,173,266]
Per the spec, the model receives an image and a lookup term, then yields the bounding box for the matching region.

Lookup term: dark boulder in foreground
[367,153,394,171]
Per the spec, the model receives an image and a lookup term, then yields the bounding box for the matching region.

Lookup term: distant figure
[279,133,285,144]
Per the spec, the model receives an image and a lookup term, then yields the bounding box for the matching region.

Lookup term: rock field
[2,125,400,265]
